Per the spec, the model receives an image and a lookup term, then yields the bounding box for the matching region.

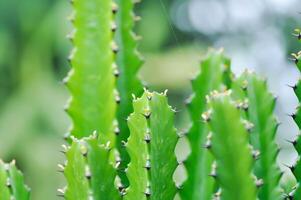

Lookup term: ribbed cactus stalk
[205,91,257,200]
[0,160,30,200]
[232,71,282,199]
[290,28,301,198]
[60,135,121,199]
[125,90,178,200]
[64,0,118,144]
[181,49,232,200]
[115,0,143,186]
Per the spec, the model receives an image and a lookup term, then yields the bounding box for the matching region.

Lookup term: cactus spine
[290,28,301,198]
[125,91,178,200]
[181,50,232,200]
[115,0,143,186]
[206,91,257,200]
[0,160,30,200]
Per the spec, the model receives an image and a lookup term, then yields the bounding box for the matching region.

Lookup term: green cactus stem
[231,71,282,199]
[114,0,144,186]
[289,28,301,199]
[206,91,256,200]
[62,135,121,200]
[181,49,232,200]
[0,160,30,200]
[125,90,178,200]
[64,0,117,145]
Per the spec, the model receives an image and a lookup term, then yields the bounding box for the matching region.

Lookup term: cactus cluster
[1,1,301,200]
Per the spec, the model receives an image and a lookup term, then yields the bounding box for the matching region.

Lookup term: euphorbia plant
[1,0,301,200]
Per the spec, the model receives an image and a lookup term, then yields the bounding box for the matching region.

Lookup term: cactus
[125,90,178,200]
[205,91,257,200]
[181,49,232,200]
[61,135,121,199]
[3,0,299,198]
[232,71,282,199]
[290,28,301,199]
[64,0,118,144]
[0,160,30,200]
[114,0,144,186]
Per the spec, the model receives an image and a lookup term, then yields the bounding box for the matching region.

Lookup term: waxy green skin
[65,0,117,145]
[115,0,143,186]
[232,72,282,200]
[0,160,30,200]
[181,50,232,200]
[291,29,301,199]
[125,91,178,200]
[64,136,120,200]
[207,94,256,200]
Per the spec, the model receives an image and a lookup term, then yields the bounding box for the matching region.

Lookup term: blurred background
[0,0,300,199]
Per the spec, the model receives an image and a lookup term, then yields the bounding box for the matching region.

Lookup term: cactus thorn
[204,140,212,149]
[286,139,297,146]
[112,3,118,14]
[209,172,217,179]
[6,178,11,188]
[144,159,151,170]
[144,187,151,197]
[115,95,121,104]
[121,141,127,147]
[114,127,120,135]
[114,68,120,77]
[287,84,297,90]
[112,43,119,54]
[202,110,212,122]
[143,112,151,119]
[111,22,117,32]
[252,150,260,160]
[57,164,65,173]
[176,184,183,190]
[255,179,264,188]
[144,134,151,143]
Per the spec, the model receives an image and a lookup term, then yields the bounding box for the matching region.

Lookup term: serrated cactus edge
[114,0,144,187]
[0,160,30,200]
[64,0,118,145]
[289,28,301,199]
[205,91,257,200]
[125,90,178,200]
[181,49,232,200]
[60,135,121,199]
[231,71,282,199]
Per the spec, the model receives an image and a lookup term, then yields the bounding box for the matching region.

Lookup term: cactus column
[206,91,257,200]
[115,0,143,186]
[65,0,118,145]
[181,50,232,200]
[290,28,301,198]
[0,160,30,200]
[125,91,178,200]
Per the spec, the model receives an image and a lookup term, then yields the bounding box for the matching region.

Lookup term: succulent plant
[1,1,300,200]
[64,0,143,187]
[60,135,121,199]
[180,49,232,200]
[205,91,257,200]
[231,71,282,200]
[289,28,301,199]
[64,0,118,145]
[0,160,30,200]
[114,0,144,186]
[125,90,178,200]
